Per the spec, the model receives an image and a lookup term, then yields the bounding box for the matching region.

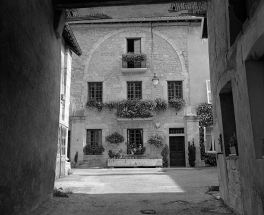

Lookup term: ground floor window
[84,129,102,155]
[58,125,67,155]
[127,129,143,154]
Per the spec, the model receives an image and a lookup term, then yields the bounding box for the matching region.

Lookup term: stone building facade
[55,24,82,178]
[207,0,264,214]
[69,17,210,168]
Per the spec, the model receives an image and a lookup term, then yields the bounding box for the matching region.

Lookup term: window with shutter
[206,80,212,104]
[127,38,141,53]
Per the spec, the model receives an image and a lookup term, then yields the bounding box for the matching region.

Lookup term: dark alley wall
[0,1,60,214]
[208,0,264,214]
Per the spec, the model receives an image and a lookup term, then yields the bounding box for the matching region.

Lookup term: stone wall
[226,158,243,214]
[0,1,61,214]
[70,21,209,168]
[207,0,264,214]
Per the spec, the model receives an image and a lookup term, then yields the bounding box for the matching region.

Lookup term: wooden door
[169,136,185,167]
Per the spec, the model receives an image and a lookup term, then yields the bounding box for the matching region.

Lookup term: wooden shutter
[134,39,141,53]
[206,80,212,104]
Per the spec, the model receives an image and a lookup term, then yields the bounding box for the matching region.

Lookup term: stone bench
[107,159,163,167]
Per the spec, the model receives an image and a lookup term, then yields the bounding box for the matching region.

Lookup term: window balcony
[121,53,147,73]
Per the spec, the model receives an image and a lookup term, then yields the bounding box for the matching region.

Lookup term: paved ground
[30,167,235,215]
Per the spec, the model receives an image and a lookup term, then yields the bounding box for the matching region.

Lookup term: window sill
[117,117,153,122]
[121,68,147,73]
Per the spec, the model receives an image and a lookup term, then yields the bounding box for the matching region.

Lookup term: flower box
[107,159,163,167]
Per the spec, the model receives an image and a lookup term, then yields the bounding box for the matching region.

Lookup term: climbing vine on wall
[196,103,216,166]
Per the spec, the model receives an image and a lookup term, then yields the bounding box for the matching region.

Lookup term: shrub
[168,97,185,113]
[147,133,164,148]
[204,153,217,166]
[155,98,168,111]
[161,144,169,167]
[86,99,104,111]
[105,132,124,144]
[188,139,196,167]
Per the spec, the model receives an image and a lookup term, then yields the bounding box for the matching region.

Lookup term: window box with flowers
[116,99,156,119]
[122,53,147,73]
[83,144,105,155]
[126,142,146,155]
[168,97,186,114]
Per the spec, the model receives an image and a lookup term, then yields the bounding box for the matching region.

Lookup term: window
[86,130,102,146]
[168,81,183,100]
[169,128,184,134]
[88,82,103,101]
[127,82,142,100]
[127,129,143,153]
[127,38,141,53]
[206,80,212,104]
[58,125,67,155]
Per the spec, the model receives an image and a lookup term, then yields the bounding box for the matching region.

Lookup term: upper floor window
[127,82,142,100]
[127,38,141,53]
[88,82,103,102]
[168,81,183,100]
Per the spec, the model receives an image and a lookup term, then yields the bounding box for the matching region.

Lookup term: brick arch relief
[83,28,187,79]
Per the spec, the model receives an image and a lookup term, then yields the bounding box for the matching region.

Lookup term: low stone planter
[107,159,162,167]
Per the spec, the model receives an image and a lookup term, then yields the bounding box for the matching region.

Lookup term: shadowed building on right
[206,0,264,214]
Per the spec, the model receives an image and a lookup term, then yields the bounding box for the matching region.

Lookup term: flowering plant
[122,53,146,63]
[105,132,124,144]
[155,98,168,111]
[116,99,156,118]
[229,133,237,147]
[108,149,122,159]
[126,142,146,155]
[147,133,164,148]
[168,97,185,113]
[86,99,104,111]
[83,144,105,155]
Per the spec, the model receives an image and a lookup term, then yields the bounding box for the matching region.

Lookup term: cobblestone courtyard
[30,167,235,215]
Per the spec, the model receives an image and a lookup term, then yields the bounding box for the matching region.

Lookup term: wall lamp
[152,73,159,87]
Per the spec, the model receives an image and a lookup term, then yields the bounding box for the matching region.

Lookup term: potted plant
[161,144,169,167]
[188,139,196,167]
[108,149,122,159]
[168,97,185,114]
[105,132,124,145]
[126,142,146,155]
[229,133,238,155]
[147,133,164,148]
